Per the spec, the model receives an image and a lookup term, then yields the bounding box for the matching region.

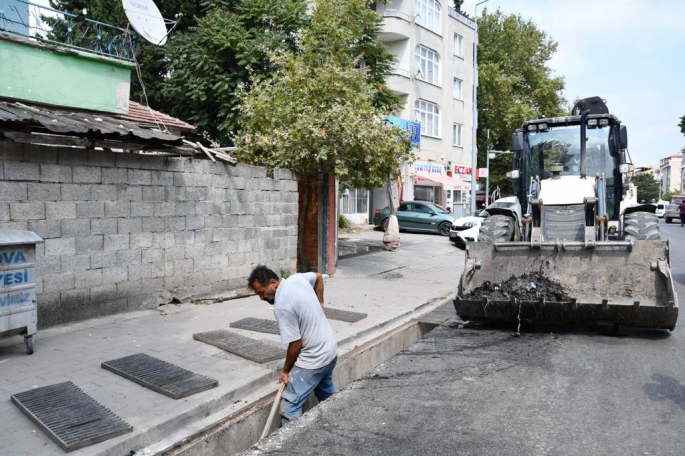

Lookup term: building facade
[659,154,682,194]
[340,1,477,224]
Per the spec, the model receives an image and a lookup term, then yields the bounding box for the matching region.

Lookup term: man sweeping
[248,265,338,425]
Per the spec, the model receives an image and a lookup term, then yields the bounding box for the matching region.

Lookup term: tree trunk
[297,173,311,272]
[383,178,401,251]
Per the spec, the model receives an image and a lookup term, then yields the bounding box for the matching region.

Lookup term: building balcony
[385,68,411,95]
[0,0,135,113]
[379,9,411,42]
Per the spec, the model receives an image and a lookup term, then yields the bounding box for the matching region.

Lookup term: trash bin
[0,230,43,354]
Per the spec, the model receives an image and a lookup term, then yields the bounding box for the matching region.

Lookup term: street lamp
[470,0,489,214]
[486,150,512,205]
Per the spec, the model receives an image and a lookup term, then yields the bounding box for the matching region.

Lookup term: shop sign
[413,162,444,176]
[385,116,421,147]
[454,164,474,181]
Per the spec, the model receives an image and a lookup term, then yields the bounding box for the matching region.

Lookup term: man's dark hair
[247,265,279,289]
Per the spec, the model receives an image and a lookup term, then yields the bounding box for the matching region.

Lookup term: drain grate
[324,307,367,323]
[230,317,281,335]
[193,330,285,363]
[101,353,218,399]
[11,381,132,452]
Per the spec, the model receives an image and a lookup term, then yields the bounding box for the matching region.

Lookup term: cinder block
[138,154,165,170]
[91,185,118,201]
[90,252,117,269]
[46,201,76,220]
[101,266,128,284]
[174,201,196,216]
[43,272,75,292]
[142,186,165,202]
[39,164,72,183]
[186,216,204,230]
[75,269,103,288]
[154,202,175,217]
[117,185,143,201]
[128,169,152,185]
[0,202,8,222]
[102,168,128,184]
[184,244,204,259]
[28,183,61,201]
[115,153,141,168]
[36,250,61,275]
[60,288,91,311]
[188,187,211,201]
[116,279,143,297]
[91,218,118,235]
[118,217,142,234]
[28,220,61,239]
[130,232,153,249]
[87,150,116,167]
[104,201,130,218]
[0,181,28,201]
[5,161,39,181]
[10,202,45,220]
[211,174,230,189]
[130,202,154,217]
[117,249,141,265]
[61,219,90,237]
[142,217,165,232]
[152,232,174,249]
[164,157,185,172]
[89,283,118,304]
[76,202,105,219]
[73,166,102,184]
[174,231,194,246]
[194,229,213,244]
[238,215,255,228]
[104,233,129,251]
[166,187,186,202]
[57,148,87,166]
[150,170,174,186]
[61,254,91,272]
[62,184,91,201]
[165,246,186,261]
[75,235,104,254]
[173,258,194,274]
[165,216,185,231]
[128,263,153,281]
[142,248,164,263]
[151,260,174,278]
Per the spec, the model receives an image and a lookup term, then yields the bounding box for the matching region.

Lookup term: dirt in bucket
[462,272,569,302]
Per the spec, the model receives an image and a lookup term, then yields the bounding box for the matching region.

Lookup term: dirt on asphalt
[462,272,570,302]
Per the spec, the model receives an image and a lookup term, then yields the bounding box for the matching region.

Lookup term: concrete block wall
[0,140,298,328]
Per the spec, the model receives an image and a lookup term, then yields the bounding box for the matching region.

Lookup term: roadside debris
[462,272,569,302]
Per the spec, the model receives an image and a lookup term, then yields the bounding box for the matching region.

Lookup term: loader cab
[511,115,625,221]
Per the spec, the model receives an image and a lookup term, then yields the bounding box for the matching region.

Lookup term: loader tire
[624,211,661,241]
[478,215,515,243]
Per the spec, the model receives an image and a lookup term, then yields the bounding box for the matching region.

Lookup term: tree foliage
[476,8,567,192]
[631,173,660,203]
[233,0,414,189]
[679,115,685,135]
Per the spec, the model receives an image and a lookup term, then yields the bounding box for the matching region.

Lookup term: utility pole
[470,0,489,213]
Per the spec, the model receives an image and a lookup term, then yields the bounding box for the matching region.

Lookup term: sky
[462,0,685,167]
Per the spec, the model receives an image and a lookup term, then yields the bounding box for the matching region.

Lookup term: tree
[476,9,567,192]
[631,173,660,203]
[679,115,685,135]
[48,0,206,113]
[234,0,415,267]
[452,0,468,17]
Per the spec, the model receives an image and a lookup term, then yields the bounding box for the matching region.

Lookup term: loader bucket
[455,240,678,330]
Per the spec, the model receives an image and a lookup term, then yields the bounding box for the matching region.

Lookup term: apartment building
[659,154,682,194]
[340,1,477,224]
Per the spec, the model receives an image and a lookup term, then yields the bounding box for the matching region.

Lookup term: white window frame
[415,99,440,138]
[452,123,463,147]
[414,45,440,86]
[415,0,441,34]
[454,33,464,58]
[453,78,463,100]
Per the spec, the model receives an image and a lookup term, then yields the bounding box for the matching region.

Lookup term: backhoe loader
[455,96,678,330]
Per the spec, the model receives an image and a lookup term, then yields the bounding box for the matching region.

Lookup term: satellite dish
[122,0,168,46]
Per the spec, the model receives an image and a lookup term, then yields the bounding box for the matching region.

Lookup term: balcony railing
[383,9,411,22]
[390,67,410,78]
[0,0,136,61]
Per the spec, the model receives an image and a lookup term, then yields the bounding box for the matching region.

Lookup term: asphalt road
[248,221,685,456]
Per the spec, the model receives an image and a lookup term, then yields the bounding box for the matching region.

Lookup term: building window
[339,188,368,214]
[415,99,440,137]
[415,0,441,34]
[453,123,462,146]
[414,45,440,86]
[453,78,462,100]
[454,34,464,57]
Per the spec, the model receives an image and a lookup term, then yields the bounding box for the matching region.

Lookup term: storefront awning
[415,174,471,190]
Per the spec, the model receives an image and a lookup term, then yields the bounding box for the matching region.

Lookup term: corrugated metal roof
[117,102,197,133]
[0,101,182,144]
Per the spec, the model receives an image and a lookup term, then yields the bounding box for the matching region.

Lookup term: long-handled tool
[261,383,286,440]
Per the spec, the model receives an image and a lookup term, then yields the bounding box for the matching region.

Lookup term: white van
[655,200,666,218]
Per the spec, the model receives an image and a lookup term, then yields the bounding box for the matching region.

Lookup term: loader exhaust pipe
[579,108,590,179]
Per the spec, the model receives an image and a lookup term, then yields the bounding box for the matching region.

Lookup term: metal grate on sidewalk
[230,317,281,335]
[324,307,367,323]
[101,353,218,399]
[193,330,285,363]
[11,381,132,452]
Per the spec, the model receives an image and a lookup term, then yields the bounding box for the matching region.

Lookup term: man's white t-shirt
[274,272,338,369]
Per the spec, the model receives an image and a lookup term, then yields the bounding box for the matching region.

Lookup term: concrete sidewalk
[0,231,463,456]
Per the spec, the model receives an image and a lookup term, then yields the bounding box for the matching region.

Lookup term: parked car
[373,201,454,236]
[450,197,522,249]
